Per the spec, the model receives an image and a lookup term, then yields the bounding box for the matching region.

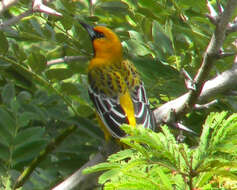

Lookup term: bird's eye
[95,31,105,39]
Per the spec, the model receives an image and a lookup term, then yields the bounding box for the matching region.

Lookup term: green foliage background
[85,112,237,189]
[0,0,236,189]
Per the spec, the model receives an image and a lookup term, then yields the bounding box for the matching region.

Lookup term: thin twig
[227,22,237,34]
[217,51,236,58]
[154,57,237,124]
[194,99,218,110]
[32,0,62,16]
[47,56,88,65]
[186,0,237,110]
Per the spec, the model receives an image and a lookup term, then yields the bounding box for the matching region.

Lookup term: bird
[80,22,156,140]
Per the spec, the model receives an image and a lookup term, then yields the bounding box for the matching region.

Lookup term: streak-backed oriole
[80,22,156,140]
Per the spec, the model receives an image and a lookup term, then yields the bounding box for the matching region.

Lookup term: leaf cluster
[0,83,101,189]
[85,112,237,189]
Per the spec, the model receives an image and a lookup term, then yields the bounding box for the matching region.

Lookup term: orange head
[80,22,122,62]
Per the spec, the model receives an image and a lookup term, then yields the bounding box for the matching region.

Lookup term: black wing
[88,87,129,138]
[131,83,156,131]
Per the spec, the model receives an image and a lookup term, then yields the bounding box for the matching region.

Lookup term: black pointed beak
[80,21,104,40]
[80,22,96,40]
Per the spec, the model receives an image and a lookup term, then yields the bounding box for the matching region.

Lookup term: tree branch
[185,0,237,110]
[47,56,88,65]
[154,56,237,124]
[52,141,120,190]
[158,0,237,122]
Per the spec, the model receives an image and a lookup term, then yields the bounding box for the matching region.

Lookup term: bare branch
[0,0,19,15]
[156,1,237,125]
[224,90,237,96]
[206,0,218,17]
[52,141,120,190]
[206,0,219,24]
[180,0,237,116]
[172,122,197,135]
[194,99,218,110]
[154,58,237,124]
[181,69,196,91]
[47,56,88,65]
[227,22,237,33]
[216,0,224,15]
[217,51,236,58]
[32,0,62,16]
[206,13,218,25]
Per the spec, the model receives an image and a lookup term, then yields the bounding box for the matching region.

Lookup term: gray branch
[52,141,120,190]
[47,56,88,65]
[164,0,237,120]
[154,56,237,124]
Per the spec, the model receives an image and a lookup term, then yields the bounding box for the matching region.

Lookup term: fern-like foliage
[84,112,237,189]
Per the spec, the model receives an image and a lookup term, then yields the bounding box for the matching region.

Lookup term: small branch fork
[154,0,237,130]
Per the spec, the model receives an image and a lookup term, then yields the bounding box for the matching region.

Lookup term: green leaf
[13,127,45,146]
[30,18,44,37]
[83,162,120,174]
[12,42,27,62]
[0,108,15,145]
[17,91,32,103]
[99,1,129,13]
[47,105,70,120]
[59,15,73,31]
[18,31,43,41]
[77,104,94,117]
[152,21,174,56]
[0,32,9,55]
[99,168,121,184]
[125,39,152,56]
[28,52,47,73]
[55,33,69,43]
[12,139,47,167]
[18,112,42,127]
[156,167,173,190]
[1,83,15,105]
[61,82,80,95]
[107,149,135,162]
[0,142,10,161]
[0,58,11,69]
[10,98,20,114]
[45,68,73,81]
